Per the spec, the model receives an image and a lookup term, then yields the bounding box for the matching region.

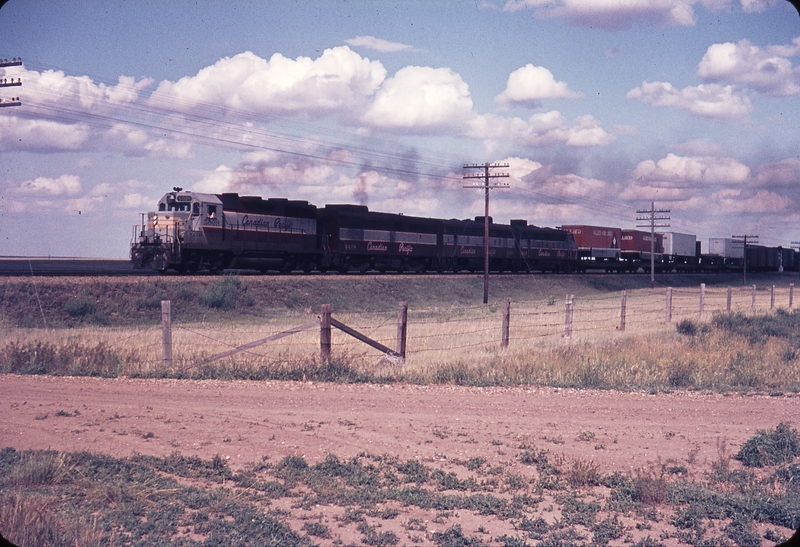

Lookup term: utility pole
[463,162,509,304]
[0,57,23,108]
[636,202,670,289]
[732,234,758,285]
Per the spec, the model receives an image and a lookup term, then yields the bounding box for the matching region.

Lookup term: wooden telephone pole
[636,202,670,288]
[0,57,23,108]
[463,162,509,304]
[732,234,758,285]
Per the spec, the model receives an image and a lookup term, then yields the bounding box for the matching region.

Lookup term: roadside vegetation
[2,294,800,392]
[2,274,799,545]
[0,276,800,547]
[1,422,798,546]
[0,272,772,328]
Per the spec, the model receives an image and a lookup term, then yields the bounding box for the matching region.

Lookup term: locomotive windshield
[158,202,191,212]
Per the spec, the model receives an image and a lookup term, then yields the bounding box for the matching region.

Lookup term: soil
[2,375,798,546]
[2,375,797,472]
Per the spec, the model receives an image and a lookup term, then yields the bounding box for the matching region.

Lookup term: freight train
[130,189,577,273]
[130,189,797,274]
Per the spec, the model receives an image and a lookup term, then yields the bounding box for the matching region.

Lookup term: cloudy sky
[1,0,799,258]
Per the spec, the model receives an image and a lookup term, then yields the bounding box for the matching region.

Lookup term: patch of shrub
[431,524,485,546]
[724,517,761,547]
[592,515,625,546]
[396,459,430,484]
[712,309,800,344]
[0,341,123,377]
[668,360,696,388]
[735,422,800,468]
[65,296,95,318]
[201,277,241,309]
[676,319,699,336]
[565,458,601,488]
[302,521,331,538]
[632,470,669,506]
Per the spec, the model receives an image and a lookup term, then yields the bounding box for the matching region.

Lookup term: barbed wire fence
[136,282,796,371]
[10,282,790,373]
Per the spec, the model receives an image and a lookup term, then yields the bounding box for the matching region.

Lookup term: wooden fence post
[726,287,732,314]
[501,297,511,348]
[699,283,705,319]
[396,301,408,360]
[161,300,172,368]
[791,284,794,309]
[771,285,775,310]
[619,290,626,332]
[751,285,757,313]
[320,304,331,363]
[665,287,673,323]
[564,294,574,338]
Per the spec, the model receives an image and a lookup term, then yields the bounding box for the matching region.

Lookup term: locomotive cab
[131,189,222,271]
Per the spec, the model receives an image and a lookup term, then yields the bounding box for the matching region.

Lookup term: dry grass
[3,284,800,391]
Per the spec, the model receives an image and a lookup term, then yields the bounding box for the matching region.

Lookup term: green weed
[734,422,800,468]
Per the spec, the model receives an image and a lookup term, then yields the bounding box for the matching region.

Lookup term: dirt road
[2,375,797,473]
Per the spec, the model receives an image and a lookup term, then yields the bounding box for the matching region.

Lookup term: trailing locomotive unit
[319,204,441,273]
[131,188,318,273]
[442,218,577,273]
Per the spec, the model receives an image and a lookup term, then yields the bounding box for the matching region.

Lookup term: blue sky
[1,0,799,258]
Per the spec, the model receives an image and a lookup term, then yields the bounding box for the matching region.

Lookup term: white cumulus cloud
[468,111,613,148]
[632,152,751,186]
[0,116,91,152]
[697,37,800,96]
[17,174,82,196]
[626,81,753,118]
[149,48,387,117]
[16,69,153,111]
[502,0,724,30]
[361,66,475,132]
[495,64,583,108]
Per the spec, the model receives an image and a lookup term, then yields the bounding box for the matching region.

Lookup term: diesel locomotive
[130,188,579,274]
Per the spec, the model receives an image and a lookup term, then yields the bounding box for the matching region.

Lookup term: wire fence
[4,282,795,371]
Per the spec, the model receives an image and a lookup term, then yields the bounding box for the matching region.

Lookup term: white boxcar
[662,232,696,257]
[708,237,744,259]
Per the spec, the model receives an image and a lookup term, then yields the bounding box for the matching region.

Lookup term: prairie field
[2,273,800,392]
[1,272,799,546]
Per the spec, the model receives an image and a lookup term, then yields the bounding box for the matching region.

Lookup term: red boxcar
[561,225,622,249]
[620,230,662,253]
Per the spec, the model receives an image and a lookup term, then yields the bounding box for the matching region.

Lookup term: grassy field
[1,272,790,327]
[2,273,800,546]
[2,272,800,392]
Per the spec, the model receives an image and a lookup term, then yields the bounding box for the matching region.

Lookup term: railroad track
[0,257,147,277]
[0,257,761,283]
